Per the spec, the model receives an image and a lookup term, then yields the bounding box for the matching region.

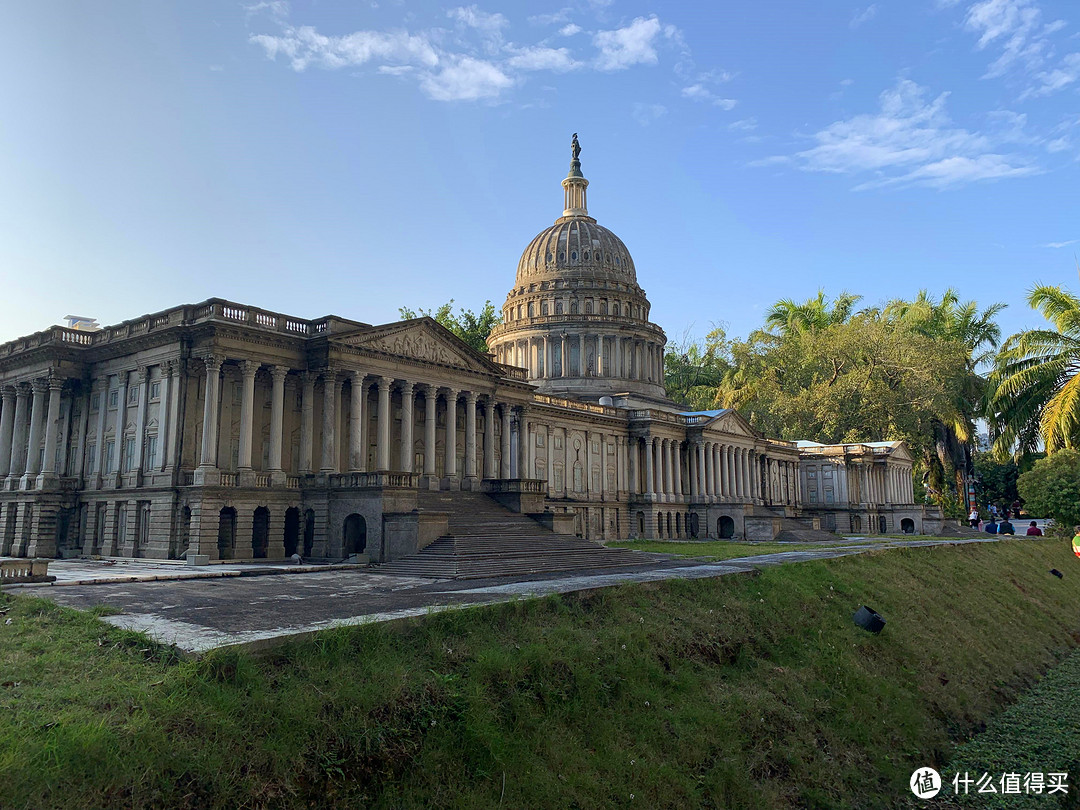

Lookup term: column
[444,388,458,478]
[154,364,170,472]
[705,442,715,498]
[269,366,288,476]
[627,437,638,495]
[376,377,392,471]
[546,424,554,493]
[731,448,741,499]
[560,337,568,377]
[299,372,315,474]
[483,398,496,478]
[39,377,64,477]
[500,403,511,478]
[643,440,652,498]
[578,334,585,376]
[615,435,625,494]
[542,336,550,379]
[165,362,183,471]
[660,440,669,498]
[8,385,29,479]
[23,380,46,478]
[653,437,663,499]
[695,441,706,500]
[596,335,604,376]
[197,358,222,469]
[614,336,622,378]
[237,361,257,471]
[399,381,415,473]
[318,369,338,473]
[673,441,682,500]
[598,433,607,499]
[688,442,698,500]
[516,408,529,479]
[0,386,15,478]
[424,386,437,477]
[464,391,477,483]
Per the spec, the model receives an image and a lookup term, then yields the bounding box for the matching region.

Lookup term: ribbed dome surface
[515,217,637,285]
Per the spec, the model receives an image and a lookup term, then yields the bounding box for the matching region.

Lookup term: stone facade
[0,143,933,562]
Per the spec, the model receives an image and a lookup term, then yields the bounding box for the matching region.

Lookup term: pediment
[708,410,762,440]
[886,442,912,462]
[333,318,499,375]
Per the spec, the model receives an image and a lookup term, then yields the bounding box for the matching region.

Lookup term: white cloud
[1043,239,1079,248]
[850,4,878,29]
[632,103,667,126]
[559,23,582,36]
[250,26,439,71]
[447,6,508,35]
[528,9,572,26]
[772,78,1038,189]
[594,17,666,71]
[729,117,758,131]
[1023,52,1080,98]
[681,84,737,109]
[506,46,579,72]
[419,56,513,101]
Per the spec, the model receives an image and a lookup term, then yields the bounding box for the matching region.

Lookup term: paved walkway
[10,536,996,654]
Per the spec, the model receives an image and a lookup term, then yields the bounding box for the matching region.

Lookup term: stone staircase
[372,490,652,579]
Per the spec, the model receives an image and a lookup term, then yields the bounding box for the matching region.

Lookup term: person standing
[1073,527,1080,558]
[968,508,979,528]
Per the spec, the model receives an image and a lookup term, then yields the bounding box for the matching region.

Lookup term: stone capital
[47,375,65,392]
[238,359,259,379]
[270,365,290,384]
[199,353,223,374]
[349,368,365,384]
[377,375,393,391]
[31,378,49,395]
[399,379,415,395]
[322,366,339,384]
[0,385,15,401]
[464,390,479,404]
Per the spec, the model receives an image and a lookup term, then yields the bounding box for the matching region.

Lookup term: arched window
[570,301,579,315]
[571,251,578,262]
[556,301,564,315]
[600,302,607,315]
[583,250,590,261]
[585,301,593,314]
[540,301,548,316]
[528,302,534,317]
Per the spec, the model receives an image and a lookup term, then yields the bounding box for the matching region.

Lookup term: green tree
[972,452,1021,511]
[1017,449,1080,526]
[764,290,862,335]
[663,328,731,410]
[399,299,499,355]
[989,283,1080,458]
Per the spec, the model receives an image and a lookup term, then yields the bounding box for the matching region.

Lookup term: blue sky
[1,1,1078,348]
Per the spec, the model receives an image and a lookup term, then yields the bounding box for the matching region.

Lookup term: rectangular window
[108,390,118,409]
[233,382,242,405]
[128,387,138,405]
[104,440,115,473]
[150,382,160,401]
[90,393,101,413]
[145,435,158,469]
[809,490,818,503]
[123,437,136,472]
[87,444,97,474]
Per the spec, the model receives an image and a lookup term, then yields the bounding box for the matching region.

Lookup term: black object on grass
[1050,569,1064,579]
[853,605,886,634]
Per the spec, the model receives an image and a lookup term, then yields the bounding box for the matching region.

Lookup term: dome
[514,217,638,285]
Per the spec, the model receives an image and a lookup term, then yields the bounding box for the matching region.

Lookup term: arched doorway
[303,509,315,557]
[878,515,888,534]
[656,511,663,538]
[666,512,673,537]
[217,507,237,560]
[717,515,735,539]
[343,513,367,556]
[54,508,74,558]
[900,518,915,534]
[252,507,270,558]
[636,511,645,537]
[284,507,300,557]
[688,512,700,538]
[851,514,862,533]
[675,513,682,538]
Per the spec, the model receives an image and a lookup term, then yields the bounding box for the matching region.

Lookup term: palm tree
[764,290,862,335]
[884,288,1006,501]
[990,283,1080,458]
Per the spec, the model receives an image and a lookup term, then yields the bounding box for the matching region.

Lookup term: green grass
[609,538,888,560]
[949,646,1080,808]
[2,538,1079,808]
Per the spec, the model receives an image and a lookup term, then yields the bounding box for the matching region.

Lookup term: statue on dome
[571,133,581,161]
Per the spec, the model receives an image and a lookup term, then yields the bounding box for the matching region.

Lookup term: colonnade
[627,436,798,506]
[0,376,76,485]
[855,462,913,505]
[195,354,526,483]
[495,334,664,383]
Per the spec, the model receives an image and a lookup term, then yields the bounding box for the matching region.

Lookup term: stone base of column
[19,474,36,491]
[440,475,461,491]
[266,508,286,560]
[418,475,440,490]
[461,475,479,492]
[237,469,258,488]
[34,473,61,492]
[269,470,288,487]
[193,466,221,486]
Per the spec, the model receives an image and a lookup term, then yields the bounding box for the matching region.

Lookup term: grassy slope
[2,538,1079,809]
[609,539,881,560]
